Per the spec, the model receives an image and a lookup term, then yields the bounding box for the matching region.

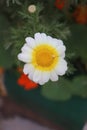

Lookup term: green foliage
[0,47,14,68]
[66,53,76,75]
[67,24,87,63]
[0,14,14,68]
[41,78,72,101]
[6,0,21,6]
[0,14,10,42]
[5,3,70,66]
[71,76,87,98]
[1,0,87,102]
[41,75,87,101]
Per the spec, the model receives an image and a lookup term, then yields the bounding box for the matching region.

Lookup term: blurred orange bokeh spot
[17,73,38,90]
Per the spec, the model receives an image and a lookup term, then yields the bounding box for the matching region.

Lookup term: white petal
[53,38,63,46]
[34,33,47,44]
[25,37,36,48]
[43,72,50,82]
[40,33,47,38]
[55,59,68,76]
[33,70,42,83]
[21,43,30,52]
[47,36,59,48]
[47,36,65,49]
[47,36,53,45]
[18,53,32,63]
[34,33,42,44]
[40,33,47,43]
[56,45,66,58]
[50,71,58,81]
[39,79,46,85]
[57,45,66,53]
[23,64,30,74]
[60,53,65,58]
[21,44,33,55]
[27,64,35,80]
[38,72,50,85]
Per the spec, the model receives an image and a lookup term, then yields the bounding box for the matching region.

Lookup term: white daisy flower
[18,33,68,85]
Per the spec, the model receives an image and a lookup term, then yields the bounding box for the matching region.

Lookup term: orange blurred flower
[73,5,87,24]
[17,73,38,90]
[0,67,4,74]
[55,0,65,10]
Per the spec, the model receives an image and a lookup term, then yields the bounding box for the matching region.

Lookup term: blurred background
[0,0,87,130]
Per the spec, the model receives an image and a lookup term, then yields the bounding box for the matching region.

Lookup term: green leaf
[71,76,87,98]
[41,78,72,101]
[41,76,87,101]
[67,24,87,63]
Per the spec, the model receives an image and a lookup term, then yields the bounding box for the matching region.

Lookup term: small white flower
[18,33,68,85]
[28,5,36,13]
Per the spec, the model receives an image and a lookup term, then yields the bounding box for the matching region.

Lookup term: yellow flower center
[32,44,59,71]
[36,49,54,67]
